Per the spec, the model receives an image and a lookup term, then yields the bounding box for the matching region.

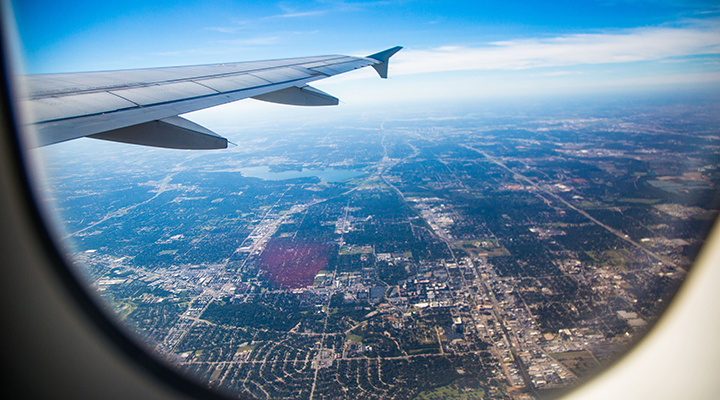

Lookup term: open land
[46,99,720,399]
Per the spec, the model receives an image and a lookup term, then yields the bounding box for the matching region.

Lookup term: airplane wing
[21,46,402,149]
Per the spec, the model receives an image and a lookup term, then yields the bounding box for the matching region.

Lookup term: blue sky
[10,0,720,106]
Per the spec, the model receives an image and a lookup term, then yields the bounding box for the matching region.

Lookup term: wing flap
[88,116,227,149]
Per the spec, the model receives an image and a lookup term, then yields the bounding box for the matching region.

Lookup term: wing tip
[367,46,402,79]
[367,46,403,63]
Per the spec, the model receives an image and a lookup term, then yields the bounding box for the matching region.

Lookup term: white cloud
[219,36,281,46]
[268,4,328,19]
[606,71,720,86]
[537,70,585,76]
[205,26,245,34]
[266,0,393,20]
[277,10,327,18]
[391,23,720,75]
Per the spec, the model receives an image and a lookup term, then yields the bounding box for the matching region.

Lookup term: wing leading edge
[22,46,402,149]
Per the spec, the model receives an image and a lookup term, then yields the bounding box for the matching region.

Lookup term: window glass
[14,1,720,399]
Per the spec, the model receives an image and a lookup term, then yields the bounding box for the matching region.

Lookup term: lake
[239,166,366,182]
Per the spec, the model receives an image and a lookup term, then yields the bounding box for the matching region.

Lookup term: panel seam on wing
[24,55,354,99]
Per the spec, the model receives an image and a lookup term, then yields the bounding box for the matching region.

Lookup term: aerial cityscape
[42,98,719,399]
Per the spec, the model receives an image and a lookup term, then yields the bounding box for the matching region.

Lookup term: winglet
[367,46,402,79]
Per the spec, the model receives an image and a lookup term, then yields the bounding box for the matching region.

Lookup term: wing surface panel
[22,92,136,122]
[23,55,345,97]
[246,68,313,84]
[32,79,314,146]
[109,82,218,107]
[196,74,270,93]
[22,47,402,149]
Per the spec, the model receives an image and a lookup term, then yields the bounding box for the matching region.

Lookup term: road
[463,145,680,271]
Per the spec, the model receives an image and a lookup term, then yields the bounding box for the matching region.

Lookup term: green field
[550,350,600,376]
[347,334,363,343]
[236,345,256,353]
[339,246,373,255]
[618,198,660,204]
[415,383,485,400]
[585,249,628,270]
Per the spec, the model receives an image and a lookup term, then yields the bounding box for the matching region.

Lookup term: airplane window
[9,1,720,399]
